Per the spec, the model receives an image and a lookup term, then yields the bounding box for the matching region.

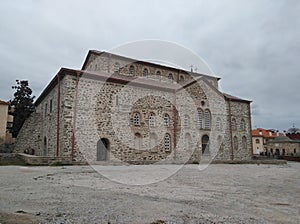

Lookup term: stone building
[251,128,282,155]
[265,136,300,156]
[14,50,253,163]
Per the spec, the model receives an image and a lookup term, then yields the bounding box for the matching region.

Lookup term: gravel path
[0,163,299,223]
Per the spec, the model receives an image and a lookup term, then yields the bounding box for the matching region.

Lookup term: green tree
[10,80,35,137]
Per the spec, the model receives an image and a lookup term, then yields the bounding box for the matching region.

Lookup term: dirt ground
[0,162,299,224]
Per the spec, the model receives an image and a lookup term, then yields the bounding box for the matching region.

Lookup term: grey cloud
[0,0,299,130]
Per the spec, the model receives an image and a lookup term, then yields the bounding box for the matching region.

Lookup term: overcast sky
[0,0,299,131]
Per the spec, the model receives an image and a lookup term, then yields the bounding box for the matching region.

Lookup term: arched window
[184,115,190,128]
[143,68,148,77]
[240,119,246,131]
[156,71,161,80]
[232,118,237,131]
[202,135,209,154]
[255,139,260,144]
[114,62,120,73]
[134,133,142,149]
[204,109,211,129]
[179,75,185,82]
[149,112,155,127]
[133,112,140,126]
[233,136,238,151]
[216,117,222,130]
[149,133,157,149]
[164,133,171,151]
[164,113,170,127]
[129,65,135,76]
[168,73,173,82]
[242,136,247,149]
[197,109,203,129]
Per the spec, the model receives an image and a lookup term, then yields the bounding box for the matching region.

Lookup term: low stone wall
[0,153,25,165]
[0,153,87,166]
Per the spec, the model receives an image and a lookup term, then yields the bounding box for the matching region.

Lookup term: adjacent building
[0,100,13,145]
[251,128,281,155]
[252,127,300,157]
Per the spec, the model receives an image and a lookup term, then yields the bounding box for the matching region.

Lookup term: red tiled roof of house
[252,128,281,138]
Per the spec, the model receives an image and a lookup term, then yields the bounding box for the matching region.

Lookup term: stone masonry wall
[84,53,219,89]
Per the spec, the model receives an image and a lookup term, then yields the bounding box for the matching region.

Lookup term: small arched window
[179,75,185,82]
[149,112,155,127]
[156,71,161,80]
[204,109,211,129]
[216,117,222,130]
[255,139,260,144]
[197,109,203,129]
[233,136,238,151]
[240,119,246,131]
[164,133,171,151]
[168,73,173,82]
[232,118,237,131]
[114,62,120,73]
[129,65,135,76]
[184,115,190,128]
[164,113,170,127]
[143,68,148,77]
[242,136,247,149]
[133,112,140,126]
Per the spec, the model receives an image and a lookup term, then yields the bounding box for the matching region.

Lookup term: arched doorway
[97,138,110,161]
[202,135,209,154]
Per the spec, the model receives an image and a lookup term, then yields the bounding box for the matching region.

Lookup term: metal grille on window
[164,114,169,127]
[114,62,120,73]
[204,109,210,129]
[129,65,135,76]
[184,115,190,128]
[133,112,140,126]
[216,117,221,130]
[164,134,171,151]
[232,118,237,130]
[149,113,155,127]
[197,109,202,129]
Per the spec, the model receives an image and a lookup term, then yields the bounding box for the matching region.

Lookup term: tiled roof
[252,128,281,138]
